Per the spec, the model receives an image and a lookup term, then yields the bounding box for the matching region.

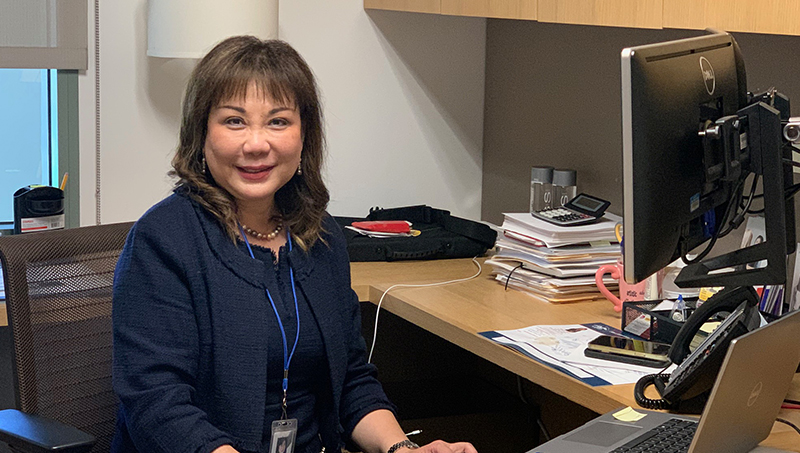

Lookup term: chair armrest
[0,409,95,453]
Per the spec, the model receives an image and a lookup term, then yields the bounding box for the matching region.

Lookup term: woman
[273,436,290,453]
[111,36,477,453]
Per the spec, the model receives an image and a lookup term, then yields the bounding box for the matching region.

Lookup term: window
[0,0,86,233]
[0,68,59,226]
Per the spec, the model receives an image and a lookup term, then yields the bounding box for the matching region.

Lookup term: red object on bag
[350,220,411,233]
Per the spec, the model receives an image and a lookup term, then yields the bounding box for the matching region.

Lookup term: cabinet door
[363,0,441,14]
[441,0,537,19]
[664,0,800,36]
[538,0,662,28]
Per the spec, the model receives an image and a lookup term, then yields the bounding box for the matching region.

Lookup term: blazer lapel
[288,246,346,423]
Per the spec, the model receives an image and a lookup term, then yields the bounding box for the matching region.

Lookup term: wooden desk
[351,258,800,452]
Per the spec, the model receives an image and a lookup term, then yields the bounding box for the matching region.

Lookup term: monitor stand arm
[676,100,796,288]
[700,114,743,185]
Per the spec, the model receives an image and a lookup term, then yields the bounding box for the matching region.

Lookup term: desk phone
[531,193,610,226]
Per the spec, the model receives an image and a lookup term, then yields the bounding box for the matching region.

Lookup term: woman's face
[204,82,303,214]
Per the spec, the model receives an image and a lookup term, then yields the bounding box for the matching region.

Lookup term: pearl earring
[296,159,302,176]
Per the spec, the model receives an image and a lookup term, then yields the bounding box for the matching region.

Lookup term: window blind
[0,0,87,70]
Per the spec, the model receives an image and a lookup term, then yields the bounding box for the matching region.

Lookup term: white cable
[367,257,482,364]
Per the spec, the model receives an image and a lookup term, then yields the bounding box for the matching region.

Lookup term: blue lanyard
[238,224,300,418]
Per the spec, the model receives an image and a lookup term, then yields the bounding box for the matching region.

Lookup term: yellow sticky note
[698,286,722,302]
[699,321,721,335]
[613,406,647,422]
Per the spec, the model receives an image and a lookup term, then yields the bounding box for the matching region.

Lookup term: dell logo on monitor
[699,57,716,95]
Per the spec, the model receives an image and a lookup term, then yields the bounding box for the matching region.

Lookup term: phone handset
[634,286,761,413]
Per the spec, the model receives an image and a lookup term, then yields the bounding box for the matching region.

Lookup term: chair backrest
[0,222,133,452]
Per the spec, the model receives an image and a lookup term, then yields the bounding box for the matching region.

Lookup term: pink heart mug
[595,259,661,312]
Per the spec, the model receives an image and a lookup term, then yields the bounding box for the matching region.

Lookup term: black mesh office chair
[0,222,133,453]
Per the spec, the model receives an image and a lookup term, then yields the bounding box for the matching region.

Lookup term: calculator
[531,193,611,226]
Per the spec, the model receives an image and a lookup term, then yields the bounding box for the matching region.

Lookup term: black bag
[335,205,497,262]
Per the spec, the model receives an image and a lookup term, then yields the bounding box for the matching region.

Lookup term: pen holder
[621,299,697,343]
[13,185,65,234]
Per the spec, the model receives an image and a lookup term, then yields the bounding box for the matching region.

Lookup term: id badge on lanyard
[239,225,301,450]
[270,419,297,453]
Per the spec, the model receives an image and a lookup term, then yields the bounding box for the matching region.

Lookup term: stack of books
[487,212,622,303]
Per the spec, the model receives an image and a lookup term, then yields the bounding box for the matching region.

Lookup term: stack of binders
[487,212,622,303]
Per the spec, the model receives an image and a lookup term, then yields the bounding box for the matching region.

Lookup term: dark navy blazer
[111,192,393,453]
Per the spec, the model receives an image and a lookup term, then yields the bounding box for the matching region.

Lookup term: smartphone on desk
[584,335,671,368]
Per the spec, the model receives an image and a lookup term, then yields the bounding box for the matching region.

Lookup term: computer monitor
[621,31,795,287]
[622,32,744,284]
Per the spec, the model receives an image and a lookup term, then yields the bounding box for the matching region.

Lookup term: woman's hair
[276,436,289,453]
[170,36,329,250]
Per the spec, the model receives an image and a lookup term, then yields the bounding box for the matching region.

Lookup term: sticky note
[624,314,651,337]
[699,321,721,335]
[613,406,647,422]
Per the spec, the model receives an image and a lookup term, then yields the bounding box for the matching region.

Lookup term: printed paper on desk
[495,236,620,262]
[503,229,546,247]
[485,324,674,386]
[496,325,603,363]
[487,259,617,287]
[497,277,610,303]
[651,300,677,312]
[491,248,618,273]
[501,212,621,248]
[504,212,622,236]
[491,335,595,379]
[487,261,617,303]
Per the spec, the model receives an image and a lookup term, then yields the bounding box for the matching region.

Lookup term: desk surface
[351,258,800,452]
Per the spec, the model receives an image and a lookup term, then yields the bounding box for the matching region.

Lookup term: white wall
[78,1,486,225]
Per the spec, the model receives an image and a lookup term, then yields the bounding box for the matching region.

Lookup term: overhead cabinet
[663,0,800,36]
[441,1,537,20]
[365,0,800,36]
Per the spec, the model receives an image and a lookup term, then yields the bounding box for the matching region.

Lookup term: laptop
[527,308,800,453]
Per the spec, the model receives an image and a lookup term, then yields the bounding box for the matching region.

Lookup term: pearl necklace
[241,220,283,240]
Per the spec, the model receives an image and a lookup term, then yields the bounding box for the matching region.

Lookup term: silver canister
[552,169,577,207]
[530,166,554,213]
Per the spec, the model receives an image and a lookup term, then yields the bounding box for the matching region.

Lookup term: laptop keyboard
[610,418,698,453]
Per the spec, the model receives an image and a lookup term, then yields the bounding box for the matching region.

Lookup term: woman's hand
[412,440,477,453]
[351,410,478,453]
[211,446,240,453]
